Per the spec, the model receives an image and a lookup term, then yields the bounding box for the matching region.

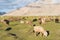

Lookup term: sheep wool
[20,21,24,23]
[33,26,48,37]
[34,26,45,33]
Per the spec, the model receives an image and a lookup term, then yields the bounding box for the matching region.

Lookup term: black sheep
[32,19,37,22]
[4,19,10,25]
[5,27,12,31]
[33,24,36,26]
[55,18,59,23]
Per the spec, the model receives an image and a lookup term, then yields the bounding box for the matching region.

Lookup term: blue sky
[0,0,60,13]
[0,0,37,12]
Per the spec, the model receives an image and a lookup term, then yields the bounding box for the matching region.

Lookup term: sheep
[41,18,46,24]
[22,17,26,20]
[25,21,29,24]
[32,19,37,22]
[38,18,42,24]
[33,26,49,37]
[0,19,10,26]
[4,19,10,25]
[25,20,32,25]
[33,24,36,26]
[5,27,12,31]
[20,20,25,24]
[55,18,59,23]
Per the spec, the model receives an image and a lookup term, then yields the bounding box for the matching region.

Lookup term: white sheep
[38,18,46,24]
[20,20,24,24]
[41,18,46,24]
[33,26,49,37]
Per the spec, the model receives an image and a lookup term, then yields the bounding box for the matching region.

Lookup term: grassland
[0,16,60,40]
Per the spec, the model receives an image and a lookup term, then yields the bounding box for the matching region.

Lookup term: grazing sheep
[4,19,10,25]
[20,20,24,24]
[55,18,59,23]
[33,24,36,26]
[25,21,29,24]
[22,17,26,20]
[32,19,37,22]
[41,18,46,24]
[33,26,49,37]
[38,18,46,24]
[25,21,32,25]
[5,27,12,31]
[0,19,10,26]
[38,18,42,24]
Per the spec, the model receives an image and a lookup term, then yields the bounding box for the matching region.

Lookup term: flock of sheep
[0,16,60,39]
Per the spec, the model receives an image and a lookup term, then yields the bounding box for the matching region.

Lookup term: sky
[0,0,37,13]
[0,0,60,13]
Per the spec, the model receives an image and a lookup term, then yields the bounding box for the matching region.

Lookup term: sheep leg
[33,30,35,33]
[38,32,40,35]
[41,32,44,36]
[46,31,49,36]
[39,21,42,24]
[36,32,40,36]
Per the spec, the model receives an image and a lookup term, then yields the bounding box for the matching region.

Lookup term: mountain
[3,0,60,16]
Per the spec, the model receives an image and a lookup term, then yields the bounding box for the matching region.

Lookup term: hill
[3,0,60,16]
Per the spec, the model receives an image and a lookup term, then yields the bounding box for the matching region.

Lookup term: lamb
[33,26,49,37]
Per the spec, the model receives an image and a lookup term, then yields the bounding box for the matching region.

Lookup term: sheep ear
[46,31,49,36]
